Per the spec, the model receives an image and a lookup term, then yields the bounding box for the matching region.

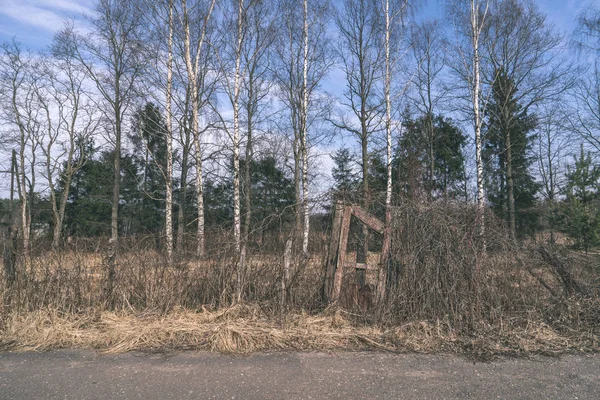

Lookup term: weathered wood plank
[377,208,392,303]
[344,262,379,271]
[351,206,385,234]
[332,205,352,301]
[324,202,344,299]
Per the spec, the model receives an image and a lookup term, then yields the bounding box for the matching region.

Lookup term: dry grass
[0,306,383,354]
[1,302,598,360]
[1,202,599,360]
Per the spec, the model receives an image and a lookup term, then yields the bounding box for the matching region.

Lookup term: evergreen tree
[432,116,467,198]
[555,146,600,252]
[249,156,295,233]
[331,147,358,203]
[61,148,140,237]
[205,155,295,246]
[395,109,427,201]
[395,110,466,201]
[483,69,539,237]
[128,102,170,235]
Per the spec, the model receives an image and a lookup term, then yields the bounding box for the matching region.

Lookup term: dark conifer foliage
[483,70,540,238]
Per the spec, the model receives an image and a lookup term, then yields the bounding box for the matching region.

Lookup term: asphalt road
[0,350,599,399]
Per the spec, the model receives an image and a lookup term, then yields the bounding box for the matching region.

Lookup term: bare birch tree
[36,38,97,249]
[448,0,490,251]
[0,41,39,261]
[165,0,174,264]
[212,0,247,267]
[179,0,216,257]
[240,0,276,258]
[300,0,310,255]
[65,0,144,276]
[273,0,332,254]
[214,0,275,300]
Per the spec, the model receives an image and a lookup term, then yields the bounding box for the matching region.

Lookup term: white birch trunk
[182,0,216,257]
[165,0,174,265]
[233,0,244,255]
[471,0,487,252]
[384,0,392,212]
[301,0,310,256]
[232,0,245,303]
[183,9,203,257]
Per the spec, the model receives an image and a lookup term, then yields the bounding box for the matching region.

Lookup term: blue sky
[0,0,94,48]
[0,0,593,50]
[0,0,595,195]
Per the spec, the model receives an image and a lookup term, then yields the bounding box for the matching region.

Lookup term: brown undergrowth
[1,203,599,360]
[1,302,598,360]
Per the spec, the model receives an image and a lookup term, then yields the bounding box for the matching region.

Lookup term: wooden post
[325,202,392,306]
[324,202,343,298]
[377,208,392,304]
[332,205,352,301]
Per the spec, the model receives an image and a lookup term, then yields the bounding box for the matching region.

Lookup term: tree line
[1,0,599,265]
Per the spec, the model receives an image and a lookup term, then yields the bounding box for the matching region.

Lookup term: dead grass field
[1,302,598,360]
[1,205,599,360]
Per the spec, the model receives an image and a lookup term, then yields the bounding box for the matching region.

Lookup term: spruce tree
[483,69,539,238]
[556,146,600,252]
[395,111,466,201]
[331,147,358,203]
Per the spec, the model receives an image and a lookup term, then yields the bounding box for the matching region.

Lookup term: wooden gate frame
[324,202,391,304]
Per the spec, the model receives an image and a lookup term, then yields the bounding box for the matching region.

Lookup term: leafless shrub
[0,201,598,357]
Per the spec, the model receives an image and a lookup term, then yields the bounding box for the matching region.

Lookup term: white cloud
[0,0,92,33]
[36,0,94,14]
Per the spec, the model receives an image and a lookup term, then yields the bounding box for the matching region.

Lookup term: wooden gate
[324,202,391,306]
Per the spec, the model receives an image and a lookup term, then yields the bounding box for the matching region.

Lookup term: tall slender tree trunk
[380,0,393,303]
[294,133,302,240]
[108,94,121,285]
[359,134,369,264]
[12,84,30,262]
[177,103,191,253]
[233,0,244,255]
[177,139,189,252]
[165,0,174,265]
[18,144,29,262]
[233,0,245,303]
[301,0,310,256]
[505,129,516,239]
[471,0,486,253]
[384,0,392,214]
[242,104,253,256]
[182,0,215,257]
[111,96,121,247]
[242,60,256,262]
[193,124,205,257]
